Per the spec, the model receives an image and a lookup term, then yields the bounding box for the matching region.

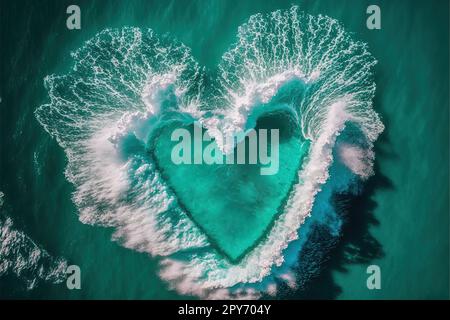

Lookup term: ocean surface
[0,0,448,299]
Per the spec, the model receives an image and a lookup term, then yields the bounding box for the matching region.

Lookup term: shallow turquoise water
[153,112,308,261]
[0,0,448,299]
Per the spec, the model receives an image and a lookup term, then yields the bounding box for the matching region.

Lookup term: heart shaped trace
[152,103,309,261]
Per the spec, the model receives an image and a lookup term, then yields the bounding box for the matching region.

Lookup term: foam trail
[0,192,68,291]
[36,7,383,299]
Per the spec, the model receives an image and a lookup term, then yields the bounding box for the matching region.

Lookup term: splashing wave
[35,7,383,298]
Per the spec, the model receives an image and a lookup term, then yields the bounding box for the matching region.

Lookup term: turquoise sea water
[153,117,309,261]
[0,0,448,299]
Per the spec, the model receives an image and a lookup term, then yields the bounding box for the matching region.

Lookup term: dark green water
[0,0,448,299]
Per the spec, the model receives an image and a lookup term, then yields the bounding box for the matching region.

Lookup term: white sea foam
[35,7,383,299]
[0,192,68,290]
[338,143,375,179]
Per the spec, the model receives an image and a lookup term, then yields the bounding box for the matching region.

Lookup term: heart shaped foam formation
[35,6,383,299]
